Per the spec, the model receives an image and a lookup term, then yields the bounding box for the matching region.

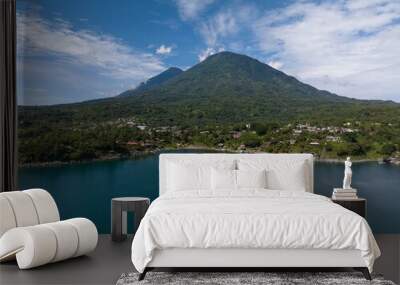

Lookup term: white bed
[131,153,380,280]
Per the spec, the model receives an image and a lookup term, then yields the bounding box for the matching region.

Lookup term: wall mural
[17,0,400,233]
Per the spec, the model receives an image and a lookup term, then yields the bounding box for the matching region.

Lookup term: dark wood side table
[332,198,366,218]
[111,197,150,242]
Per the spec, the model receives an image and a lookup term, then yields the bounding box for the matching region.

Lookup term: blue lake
[18,152,400,234]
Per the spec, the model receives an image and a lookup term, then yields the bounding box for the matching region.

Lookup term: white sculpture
[343,157,353,189]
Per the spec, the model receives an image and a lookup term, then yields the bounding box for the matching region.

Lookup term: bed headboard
[159,153,314,195]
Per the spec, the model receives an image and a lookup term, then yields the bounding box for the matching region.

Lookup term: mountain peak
[212,51,247,57]
[198,51,279,73]
[205,51,264,63]
[208,51,238,57]
[118,51,347,112]
[165,67,183,73]
[118,66,183,97]
[202,51,248,62]
[144,67,183,83]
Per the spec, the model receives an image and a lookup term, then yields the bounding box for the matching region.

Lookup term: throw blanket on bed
[131,190,380,273]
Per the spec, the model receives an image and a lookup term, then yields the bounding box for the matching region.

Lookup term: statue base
[332,188,358,199]
[334,188,357,192]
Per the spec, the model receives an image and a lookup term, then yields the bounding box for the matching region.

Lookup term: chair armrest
[0,218,98,269]
[0,226,57,269]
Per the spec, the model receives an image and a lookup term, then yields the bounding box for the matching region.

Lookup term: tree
[251,123,268,136]
[379,143,396,156]
[342,132,357,143]
[337,142,365,157]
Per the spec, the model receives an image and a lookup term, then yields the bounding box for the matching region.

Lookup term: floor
[0,234,399,285]
[0,235,133,285]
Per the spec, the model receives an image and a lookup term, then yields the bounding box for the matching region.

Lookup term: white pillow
[167,162,210,191]
[236,169,267,189]
[167,159,236,192]
[211,168,268,191]
[238,159,308,191]
[211,168,236,191]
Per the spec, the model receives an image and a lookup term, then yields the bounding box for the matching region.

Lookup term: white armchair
[0,189,98,269]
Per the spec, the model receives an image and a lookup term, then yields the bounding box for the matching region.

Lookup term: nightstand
[111,197,150,242]
[331,198,366,218]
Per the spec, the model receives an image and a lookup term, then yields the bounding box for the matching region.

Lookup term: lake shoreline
[19,151,400,234]
[19,146,395,168]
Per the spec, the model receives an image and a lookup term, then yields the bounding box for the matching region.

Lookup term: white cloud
[17,11,165,82]
[175,0,215,20]
[199,10,238,47]
[197,5,256,62]
[268,60,283,70]
[199,5,255,48]
[156,45,173,55]
[198,47,225,62]
[253,0,400,101]
[198,47,216,62]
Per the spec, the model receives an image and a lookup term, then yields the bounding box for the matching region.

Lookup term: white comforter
[131,190,380,272]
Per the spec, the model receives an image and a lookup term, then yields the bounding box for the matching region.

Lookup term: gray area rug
[116,272,396,285]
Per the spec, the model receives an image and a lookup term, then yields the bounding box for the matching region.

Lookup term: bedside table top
[112,197,149,202]
[331,197,366,202]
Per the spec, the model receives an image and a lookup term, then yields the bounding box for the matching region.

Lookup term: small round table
[111,197,150,242]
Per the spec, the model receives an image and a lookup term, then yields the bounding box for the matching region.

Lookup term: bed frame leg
[354,267,371,280]
[138,268,148,281]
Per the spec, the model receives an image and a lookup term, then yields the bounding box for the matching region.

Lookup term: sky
[17,0,400,105]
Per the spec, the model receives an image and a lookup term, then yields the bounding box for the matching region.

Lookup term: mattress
[131,190,380,273]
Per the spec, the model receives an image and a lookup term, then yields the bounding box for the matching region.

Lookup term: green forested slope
[18,51,400,163]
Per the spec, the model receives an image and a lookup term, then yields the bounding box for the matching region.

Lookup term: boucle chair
[0,188,98,269]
